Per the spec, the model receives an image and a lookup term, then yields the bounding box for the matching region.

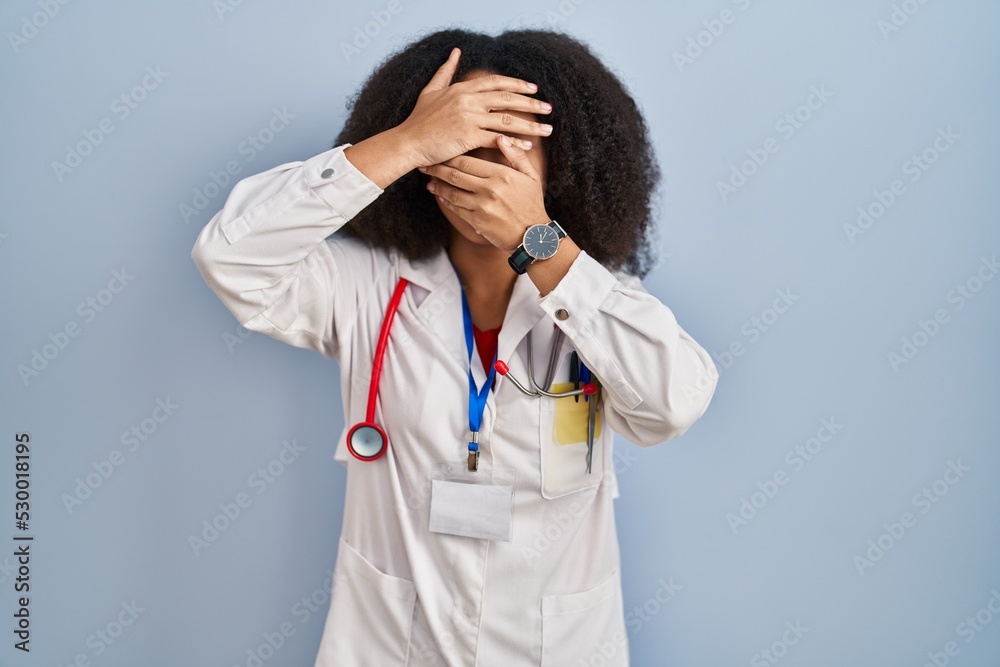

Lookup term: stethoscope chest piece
[346,421,388,461]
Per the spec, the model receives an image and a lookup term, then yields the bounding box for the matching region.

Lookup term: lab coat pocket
[540,568,627,666]
[313,537,417,667]
[539,346,604,499]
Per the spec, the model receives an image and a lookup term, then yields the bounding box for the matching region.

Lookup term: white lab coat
[190,142,718,666]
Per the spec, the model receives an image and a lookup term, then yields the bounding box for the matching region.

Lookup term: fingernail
[427,181,436,191]
[541,124,553,134]
[527,82,538,91]
[499,134,512,147]
[417,166,427,172]
[541,102,552,111]
[521,139,533,149]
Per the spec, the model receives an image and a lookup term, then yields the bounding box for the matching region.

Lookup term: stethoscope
[345,275,597,463]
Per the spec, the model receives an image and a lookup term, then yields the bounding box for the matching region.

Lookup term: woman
[191,28,718,667]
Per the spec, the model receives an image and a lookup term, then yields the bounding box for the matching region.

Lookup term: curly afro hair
[331,27,662,280]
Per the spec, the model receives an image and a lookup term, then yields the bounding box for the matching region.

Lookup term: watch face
[523,224,560,260]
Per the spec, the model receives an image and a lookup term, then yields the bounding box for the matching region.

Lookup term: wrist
[387,124,425,173]
[525,235,581,297]
[343,127,422,190]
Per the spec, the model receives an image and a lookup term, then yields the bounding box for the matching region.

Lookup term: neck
[446,228,518,300]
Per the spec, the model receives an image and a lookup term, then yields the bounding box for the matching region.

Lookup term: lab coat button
[320,168,335,178]
[555,308,569,320]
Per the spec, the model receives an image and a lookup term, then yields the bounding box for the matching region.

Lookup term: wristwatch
[508,219,567,274]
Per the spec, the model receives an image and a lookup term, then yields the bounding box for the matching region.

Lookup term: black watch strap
[508,245,533,275]
[549,220,567,239]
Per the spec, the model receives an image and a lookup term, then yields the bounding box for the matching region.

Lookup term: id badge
[428,463,516,542]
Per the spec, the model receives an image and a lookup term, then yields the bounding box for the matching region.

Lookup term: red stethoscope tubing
[366,277,409,423]
[346,277,408,462]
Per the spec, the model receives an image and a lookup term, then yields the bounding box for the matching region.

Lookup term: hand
[396,47,553,168]
[419,133,551,252]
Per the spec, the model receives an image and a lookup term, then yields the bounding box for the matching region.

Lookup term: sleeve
[536,249,719,447]
[190,143,386,361]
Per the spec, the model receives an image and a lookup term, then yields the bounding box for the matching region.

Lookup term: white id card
[428,463,515,542]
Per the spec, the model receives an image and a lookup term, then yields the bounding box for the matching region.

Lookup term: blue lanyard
[449,261,497,467]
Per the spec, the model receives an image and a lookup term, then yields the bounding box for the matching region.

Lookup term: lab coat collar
[396,246,548,396]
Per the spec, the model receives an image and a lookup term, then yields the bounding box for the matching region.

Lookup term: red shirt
[472,324,501,387]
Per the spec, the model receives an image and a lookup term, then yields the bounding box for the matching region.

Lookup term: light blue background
[2,0,999,665]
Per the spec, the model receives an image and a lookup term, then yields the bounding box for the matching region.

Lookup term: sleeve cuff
[536,249,618,335]
[303,143,385,221]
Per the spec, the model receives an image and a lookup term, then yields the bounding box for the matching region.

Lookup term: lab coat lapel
[494,270,547,392]
[396,248,469,378]
[396,248,547,395]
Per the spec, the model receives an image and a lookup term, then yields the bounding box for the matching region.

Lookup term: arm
[190,131,417,359]
[535,250,719,447]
